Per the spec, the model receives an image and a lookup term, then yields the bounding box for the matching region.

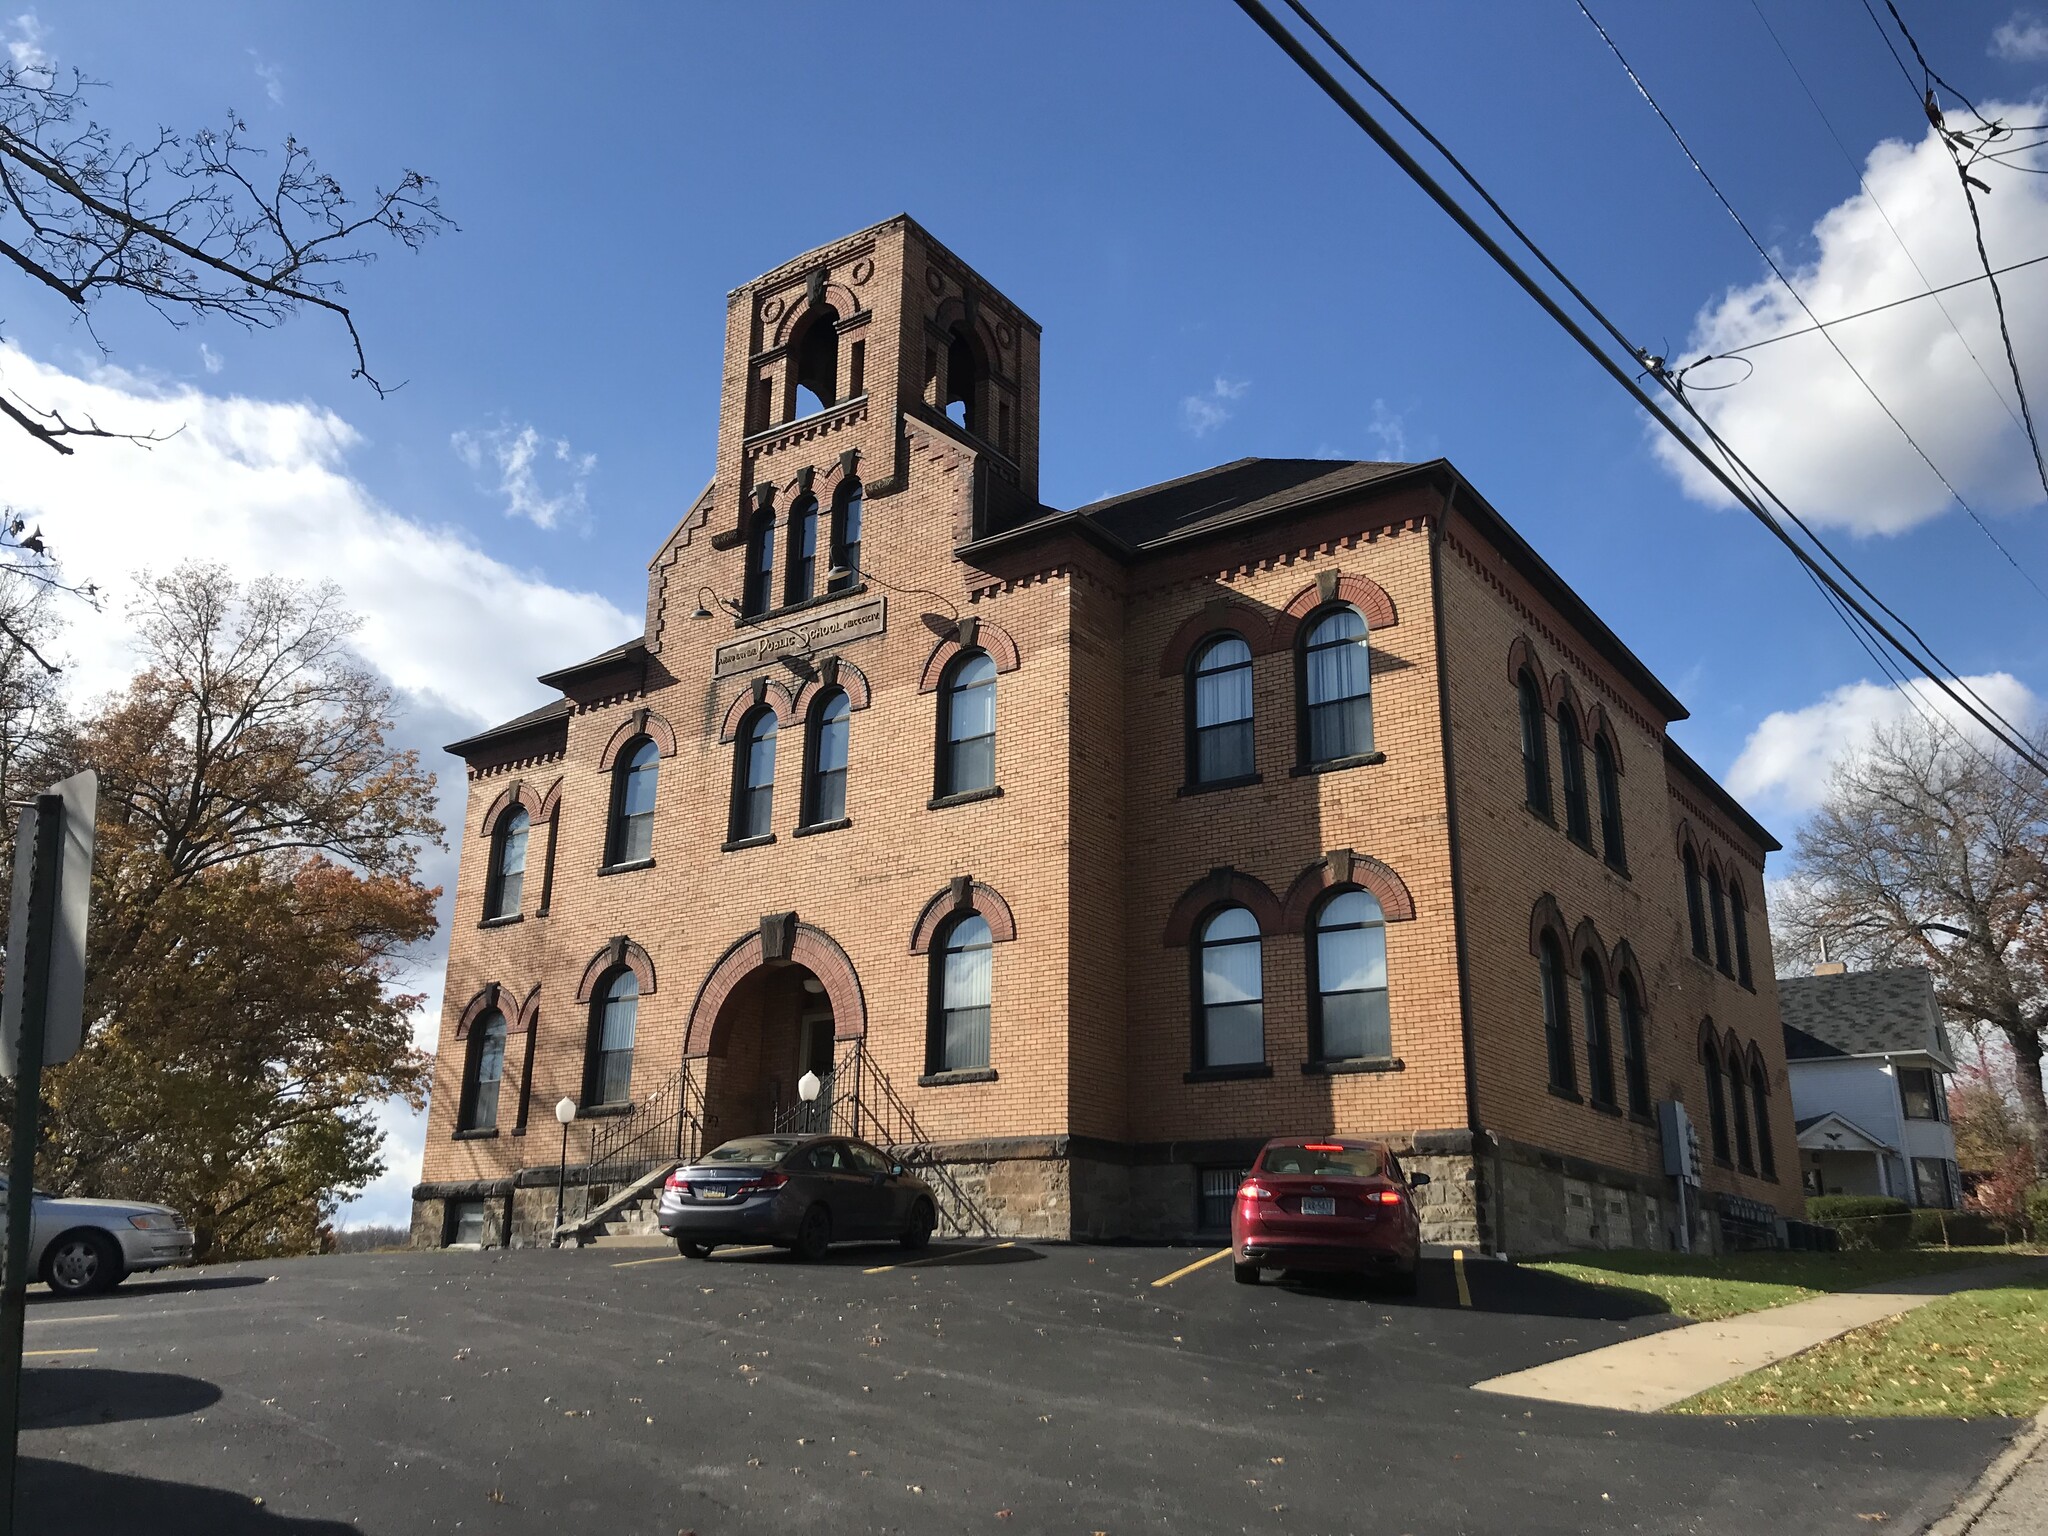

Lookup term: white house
[1780,964,1959,1208]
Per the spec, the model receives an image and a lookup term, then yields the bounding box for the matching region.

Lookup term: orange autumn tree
[33,563,441,1259]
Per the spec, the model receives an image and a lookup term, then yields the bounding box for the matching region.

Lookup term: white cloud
[1180,375,1248,437]
[1367,398,1409,461]
[249,51,283,105]
[452,421,597,530]
[1653,97,2048,534]
[1728,671,2042,814]
[5,11,51,82]
[198,342,223,375]
[1992,13,2048,62]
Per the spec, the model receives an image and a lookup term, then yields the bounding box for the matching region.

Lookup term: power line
[1231,0,2048,776]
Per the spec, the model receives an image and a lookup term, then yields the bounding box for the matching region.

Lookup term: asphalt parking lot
[13,1240,2019,1534]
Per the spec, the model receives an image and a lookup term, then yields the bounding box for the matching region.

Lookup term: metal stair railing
[822,1043,997,1238]
[557,1060,704,1240]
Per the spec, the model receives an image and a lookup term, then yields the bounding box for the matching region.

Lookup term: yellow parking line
[1453,1248,1472,1308]
[27,1314,121,1326]
[611,1243,782,1269]
[611,1254,683,1268]
[1150,1248,1233,1288]
[864,1241,1015,1275]
[25,1347,97,1357]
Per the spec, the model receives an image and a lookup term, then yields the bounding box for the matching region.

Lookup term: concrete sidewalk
[1472,1258,2045,1413]
[1927,1405,2048,1535]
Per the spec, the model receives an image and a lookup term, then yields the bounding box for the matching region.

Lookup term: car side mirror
[1409,1171,1431,1188]
[890,1163,904,1178]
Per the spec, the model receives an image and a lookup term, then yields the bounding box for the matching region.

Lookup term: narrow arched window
[743,510,777,617]
[929,912,992,1073]
[829,481,863,590]
[1187,634,1254,786]
[945,324,983,433]
[1539,933,1576,1095]
[793,306,840,417]
[1708,868,1733,975]
[459,1010,508,1132]
[730,710,777,843]
[1194,906,1264,1069]
[485,807,528,920]
[1558,707,1591,847]
[1728,1036,1756,1173]
[1749,1056,1776,1179]
[607,737,658,867]
[938,650,996,797]
[1311,889,1390,1062]
[1301,606,1372,764]
[784,494,819,606]
[1594,737,1625,873]
[1519,669,1551,818]
[802,689,851,827]
[1683,847,1709,959]
[1701,1031,1731,1163]
[588,970,637,1107]
[1729,880,1754,988]
[1619,974,1650,1117]
[1580,957,1615,1109]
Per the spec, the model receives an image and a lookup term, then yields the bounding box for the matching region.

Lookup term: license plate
[1301,1196,1336,1216]
[695,1187,728,1201]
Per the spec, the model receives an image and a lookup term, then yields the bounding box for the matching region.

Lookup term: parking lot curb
[1920,1403,2048,1536]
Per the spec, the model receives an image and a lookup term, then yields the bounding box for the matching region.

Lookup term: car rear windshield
[1258,1144,1385,1179]
[701,1139,797,1165]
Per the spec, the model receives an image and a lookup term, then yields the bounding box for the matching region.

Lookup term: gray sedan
[655,1134,938,1261]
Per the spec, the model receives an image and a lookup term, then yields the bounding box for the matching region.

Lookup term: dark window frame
[1729,881,1755,987]
[784,493,820,607]
[1539,933,1577,1096]
[1728,1039,1756,1173]
[829,480,863,590]
[1191,903,1266,1072]
[935,648,997,799]
[1185,632,1256,788]
[1749,1056,1776,1179]
[1557,706,1592,848]
[1708,869,1733,976]
[1579,954,1617,1109]
[1307,886,1391,1064]
[1518,668,1552,819]
[1594,736,1626,874]
[1899,1066,1944,1121]
[457,1009,508,1132]
[728,707,778,843]
[606,737,659,868]
[1618,973,1651,1117]
[484,807,529,920]
[742,509,777,617]
[1296,603,1373,768]
[926,909,993,1075]
[585,968,639,1109]
[1683,848,1709,960]
[800,688,851,829]
[1701,1032,1732,1164]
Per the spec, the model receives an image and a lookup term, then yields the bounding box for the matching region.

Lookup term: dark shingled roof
[444,697,571,756]
[1072,457,1416,548]
[1778,967,1954,1065]
[537,637,647,689]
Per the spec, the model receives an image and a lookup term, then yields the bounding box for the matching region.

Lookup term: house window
[785,494,819,606]
[1194,905,1265,1069]
[743,511,777,616]
[1188,634,1254,785]
[1728,1042,1756,1174]
[1749,1056,1776,1180]
[1539,933,1576,1095]
[588,969,638,1107]
[1518,669,1551,818]
[1198,1167,1251,1231]
[1701,1032,1731,1164]
[458,1010,507,1132]
[1899,1067,1944,1121]
[447,1200,487,1246]
[802,690,850,826]
[1594,737,1626,873]
[1911,1157,1956,1209]
[1310,889,1390,1062]
[1301,606,1372,764]
[1558,706,1592,848]
[938,650,997,797]
[607,738,658,866]
[929,912,992,1073]
[1729,882,1754,987]
[1708,870,1733,976]
[829,481,863,590]
[1619,974,1650,1116]
[1579,957,1616,1109]
[1683,848,1709,960]
[730,710,777,842]
[485,807,528,920]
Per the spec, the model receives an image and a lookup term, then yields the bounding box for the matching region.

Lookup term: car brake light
[664,1171,689,1191]
[1302,1143,1346,1152]
[1371,1189,1403,1205]
[739,1172,789,1194]
[1239,1182,1274,1200]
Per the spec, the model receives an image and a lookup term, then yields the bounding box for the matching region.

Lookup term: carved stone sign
[713,596,886,679]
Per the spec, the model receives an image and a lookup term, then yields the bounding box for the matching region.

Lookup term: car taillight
[738,1172,789,1195]
[1239,1182,1274,1201]
[664,1171,690,1191]
[1370,1189,1403,1205]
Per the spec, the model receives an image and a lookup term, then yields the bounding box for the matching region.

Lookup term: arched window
[1708,868,1733,976]
[1311,889,1390,1063]
[1683,847,1709,960]
[607,737,658,867]
[729,710,777,842]
[1619,973,1650,1116]
[743,510,777,617]
[1519,669,1551,818]
[784,494,819,606]
[1187,634,1254,786]
[945,324,984,433]
[485,807,528,920]
[802,689,851,827]
[929,912,992,1073]
[587,970,638,1107]
[1558,706,1592,848]
[793,306,840,418]
[1301,606,1372,765]
[458,1010,508,1132]
[1594,737,1626,873]
[1729,880,1754,988]
[1749,1055,1776,1179]
[1194,906,1264,1069]
[1728,1035,1756,1173]
[829,481,863,590]
[937,650,996,797]
[1579,955,1616,1109]
[1701,1030,1731,1164]
[1539,933,1576,1095]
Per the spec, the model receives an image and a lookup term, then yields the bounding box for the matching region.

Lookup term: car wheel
[44,1230,121,1298]
[901,1199,936,1251]
[675,1238,714,1260]
[1233,1260,1261,1286]
[794,1205,832,1262]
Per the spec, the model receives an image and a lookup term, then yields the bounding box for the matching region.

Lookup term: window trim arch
[1295,601,1374,768]
[484,805,529,921]
[926,908,994,1077]
[1191,903,1267,1074]
[799,686,852,830]
[789,303,842,419]
[728,706,779,845]
[605,735,660,869]
[1185,630,1257,789]
[1307,885,1392,1065]
[933,647,998,801]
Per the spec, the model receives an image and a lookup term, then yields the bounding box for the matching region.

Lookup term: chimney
[1813,961,1848,977]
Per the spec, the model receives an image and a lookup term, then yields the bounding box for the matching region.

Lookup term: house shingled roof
[1777,967,1955,1066]
[1071,457,1417,548]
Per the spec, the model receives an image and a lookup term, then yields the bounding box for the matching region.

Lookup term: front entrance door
[788,1007,836,1134]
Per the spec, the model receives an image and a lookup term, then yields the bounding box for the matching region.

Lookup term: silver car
[656,1134,938,1260]
[0,1175,195,1297]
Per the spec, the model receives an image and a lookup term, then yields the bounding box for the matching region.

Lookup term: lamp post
[552,1096,577,1246]
[798,1069,822,1135]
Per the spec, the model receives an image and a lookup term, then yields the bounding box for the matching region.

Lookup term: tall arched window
[1519,668,1551,818]
[802,689,850,827]
[1749,1054,1776,1179]
[1708,868,1733,975]
[1558,706,1592,848]
[937,650,996,797]
[729,710,777,842]
[945,324,984,433]
[1187,634,1254,786]
[1729,880,1754,988]
[1311,889,1390,1062]
[587,970,638,1107]
[1301,606,1372,765]
[1683,847,1709,960]
[1728,1035,1756,1173]
[784,494,819,606]
[1701,1030,1731,1163]
[829,481,863,590]
[793,306,840,417]
[1594,737,1626,873]
[1579,955,1616,1109]
[458,1010,507,1132]
[1619,973,1650,1117]
[485,807,528,920]
[743,510,777,617]
[1539,933,1576,1095]
[929,912,992,1073]
[1193,906,1264,1069]
[607,737,658,867]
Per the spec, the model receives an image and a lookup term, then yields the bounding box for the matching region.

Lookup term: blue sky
[5,3,2046,1222]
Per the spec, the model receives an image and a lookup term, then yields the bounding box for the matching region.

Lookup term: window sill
[478,913,523,930]
[721,833,777,853]
[918,1067,998,1088]
[1179,772,1263,798]
[1566,833,1596,856]
[597,857,655,878]
[792,817,852,838]
[1546,1084,1582,1104]
[732,582,870,629]
[578,1102,633,1120]
[1524,802,1555,828]
[1589,1099,1622,1117]
[929,785,1003,811]
[1628,1110,1657,1129]
[1712,1156,1734,1170]
[452,1128,499,1141]
[1301,1056,1404,1076]
[1290,750,1385,778]
[1603,858,1631,881]
[1185,1063,1274,1084]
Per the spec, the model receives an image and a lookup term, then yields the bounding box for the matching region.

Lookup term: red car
[1231,1137,1427,1291]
